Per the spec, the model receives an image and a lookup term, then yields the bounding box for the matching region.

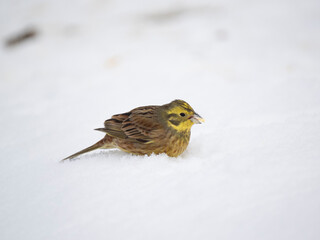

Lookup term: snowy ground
[1,0,320,239]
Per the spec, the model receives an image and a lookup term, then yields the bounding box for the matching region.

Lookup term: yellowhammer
[62,99,204,161]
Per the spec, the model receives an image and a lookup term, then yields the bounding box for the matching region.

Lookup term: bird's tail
[61,136,113,161]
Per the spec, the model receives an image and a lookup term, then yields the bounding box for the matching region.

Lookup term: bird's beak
[190,113,205,124]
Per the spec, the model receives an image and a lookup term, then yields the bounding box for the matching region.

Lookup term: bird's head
[162,99,204,132]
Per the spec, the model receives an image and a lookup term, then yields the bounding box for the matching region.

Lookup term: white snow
[1,0,320,239]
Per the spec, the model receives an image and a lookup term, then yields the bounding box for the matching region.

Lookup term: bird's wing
[101,112,130,139]
[102,106,164,143]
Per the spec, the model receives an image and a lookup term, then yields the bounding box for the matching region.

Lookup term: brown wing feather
[102,112,130,139]
[103,106,164,143]
[122,106,164,142]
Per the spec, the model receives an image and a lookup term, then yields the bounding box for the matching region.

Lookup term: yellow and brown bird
[62,99,204,161]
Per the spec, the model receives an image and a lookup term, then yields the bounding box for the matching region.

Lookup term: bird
[62,99,204,161]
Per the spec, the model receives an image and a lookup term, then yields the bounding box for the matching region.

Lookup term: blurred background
[1,0,320,239]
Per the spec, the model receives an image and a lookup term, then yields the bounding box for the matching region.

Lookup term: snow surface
[1,0,320,239]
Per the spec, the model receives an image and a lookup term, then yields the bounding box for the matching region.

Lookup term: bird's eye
[180,113,186,117]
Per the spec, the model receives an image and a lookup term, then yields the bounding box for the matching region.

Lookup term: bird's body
[62,100,203,161]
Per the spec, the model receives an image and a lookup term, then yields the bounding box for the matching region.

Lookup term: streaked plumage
[62,99,204,161]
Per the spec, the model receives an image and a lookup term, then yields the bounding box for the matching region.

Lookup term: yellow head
[162,100,204,132]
